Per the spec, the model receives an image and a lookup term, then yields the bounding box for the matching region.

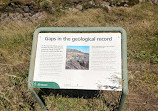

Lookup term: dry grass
[57,9,105,27]
[0,2,158,111]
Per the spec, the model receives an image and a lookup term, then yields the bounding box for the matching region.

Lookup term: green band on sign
[33,81,60,88]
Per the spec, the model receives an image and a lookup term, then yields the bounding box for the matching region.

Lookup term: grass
[0,2,158,111]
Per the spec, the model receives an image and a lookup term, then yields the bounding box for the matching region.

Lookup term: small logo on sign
[38,83,48,86]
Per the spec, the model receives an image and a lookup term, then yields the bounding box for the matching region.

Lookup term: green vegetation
[43,1,49,8]
[0,2,158,111]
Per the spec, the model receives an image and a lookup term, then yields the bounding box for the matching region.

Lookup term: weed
[9,76,21,87]
[82,3,94,10]
[43,1,49,8]
[150,53,158,64]
[128,0,139,6]
[0,96,11,109]
[154,32,158,36]
[33,0,41,6]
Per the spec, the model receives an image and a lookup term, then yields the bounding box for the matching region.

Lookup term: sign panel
[33,33,122,91]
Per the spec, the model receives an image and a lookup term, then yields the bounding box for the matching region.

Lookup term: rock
[48,7,56,14]
[6,7,14,11]
[8,2,15,7]
[30,10,35,15]
[88,1,95,5]
[102,1,110,6]
[124,4,128,7]
[117,2,121,6]
[124,0,129,3]
[69,7,79,12]
[1,13,8,19]
[151,0,158,4]
[101,1,110,10]
[23,6,30,13]
[14,1,21,6]
[15,8,24,13]
[23,13,30,17]
[120,2,127,6]
[51,7,56,12]
[76,4,83,10]
[148,0,153,3]
[139,0,146,2]
[102,4,111,12]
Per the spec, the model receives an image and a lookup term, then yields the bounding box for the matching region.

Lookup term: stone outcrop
[0,11,47,25]
[0,0,157,24]
[0,1,47,25]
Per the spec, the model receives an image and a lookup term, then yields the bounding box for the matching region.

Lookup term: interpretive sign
[33,33,122,91]
[28,27,128,110]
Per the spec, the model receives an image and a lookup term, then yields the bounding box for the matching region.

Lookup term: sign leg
[30,88,47,110]
[118,91,127,111]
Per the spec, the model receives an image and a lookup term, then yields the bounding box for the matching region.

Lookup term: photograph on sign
[33,33,122,91]
[66,46,89,70]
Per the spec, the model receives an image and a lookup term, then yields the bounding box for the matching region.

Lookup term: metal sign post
[28,27,128,110]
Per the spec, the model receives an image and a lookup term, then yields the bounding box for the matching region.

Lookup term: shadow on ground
[38,89,100,99]
[37,88,121,110]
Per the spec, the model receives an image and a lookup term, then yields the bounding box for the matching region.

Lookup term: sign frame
[28,27,128,111]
